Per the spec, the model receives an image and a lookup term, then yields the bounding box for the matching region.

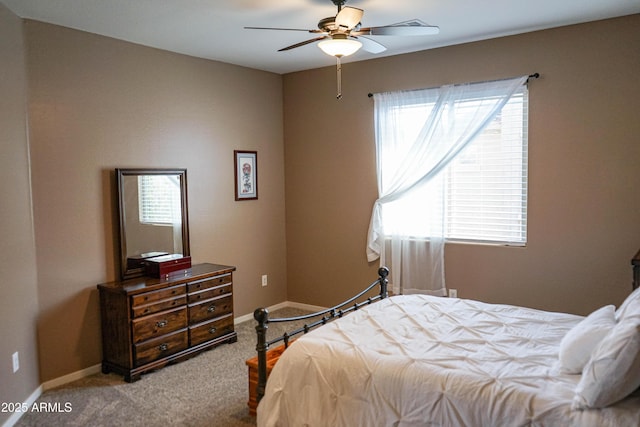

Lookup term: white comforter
[257,295,640,426]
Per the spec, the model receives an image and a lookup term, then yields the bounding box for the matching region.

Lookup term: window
[138,175,181,225]
[381,86,528,245]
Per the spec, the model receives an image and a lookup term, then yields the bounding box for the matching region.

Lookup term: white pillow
[572,315,640,409]
[558,305,616,374]
[616,286,640,321]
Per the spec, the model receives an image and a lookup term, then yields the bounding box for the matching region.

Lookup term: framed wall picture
[234,150,258,201]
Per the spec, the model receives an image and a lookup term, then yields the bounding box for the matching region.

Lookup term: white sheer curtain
[367,76,528,295]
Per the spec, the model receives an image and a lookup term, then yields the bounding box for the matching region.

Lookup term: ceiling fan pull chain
[336,56,342,99]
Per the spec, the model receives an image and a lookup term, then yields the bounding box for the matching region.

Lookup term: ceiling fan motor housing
[318,17,338,32]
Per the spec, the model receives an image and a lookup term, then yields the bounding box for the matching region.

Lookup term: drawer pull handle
[208,305,216,313]
[209,327,217,334]
[158,343,168,352]
[156,320,168,328]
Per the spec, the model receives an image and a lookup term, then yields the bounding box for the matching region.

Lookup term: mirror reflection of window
[138,175,182,226]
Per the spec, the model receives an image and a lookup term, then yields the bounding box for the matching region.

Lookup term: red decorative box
[144,254,192,278]
[126,251,170,270]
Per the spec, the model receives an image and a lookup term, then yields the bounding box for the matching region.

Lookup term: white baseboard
[41,363,102,391]
[283,301,327,313]
[234,300,327,324]
[234,301,286,324]
[2,386,42,427]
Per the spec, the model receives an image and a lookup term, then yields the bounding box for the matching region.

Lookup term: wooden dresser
[97,263,237,382]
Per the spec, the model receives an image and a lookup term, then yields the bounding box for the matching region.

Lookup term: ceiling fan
[246,0,439,57]
[245,0,439,99]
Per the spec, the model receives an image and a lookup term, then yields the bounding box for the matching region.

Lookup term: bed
[253,266,640,426]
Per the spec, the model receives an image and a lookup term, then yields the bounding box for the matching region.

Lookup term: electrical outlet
[448,289,458,298]
[12,352,19,373]
[261,275,268,287]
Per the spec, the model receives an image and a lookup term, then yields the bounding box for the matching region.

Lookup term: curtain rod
[367,73,540,98]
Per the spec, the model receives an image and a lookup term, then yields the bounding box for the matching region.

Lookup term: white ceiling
[2,0,639,74]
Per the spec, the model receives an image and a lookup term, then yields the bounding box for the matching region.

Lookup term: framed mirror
[116,168,190,280]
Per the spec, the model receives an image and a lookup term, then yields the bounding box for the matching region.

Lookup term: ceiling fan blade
[335,6,364,30]
[245,26,325,34]
[354,36,386,54]
[364,24,440,36]
[278,36,328,52]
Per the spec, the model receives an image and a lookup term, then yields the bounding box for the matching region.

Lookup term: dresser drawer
[132,294,186,318]
[131,284,186,308]
[189,295,233,324]
[190,313,234,346]
[132,307,188,343]
[134,329,188,366]
[187,273,232,294]
[187,283,232,304]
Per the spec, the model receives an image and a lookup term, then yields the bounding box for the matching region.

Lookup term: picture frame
[234,150,258,201]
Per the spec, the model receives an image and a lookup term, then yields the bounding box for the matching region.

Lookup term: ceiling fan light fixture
[318,38,362,57]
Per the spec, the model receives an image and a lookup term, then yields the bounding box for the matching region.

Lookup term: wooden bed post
[254,307,269,405]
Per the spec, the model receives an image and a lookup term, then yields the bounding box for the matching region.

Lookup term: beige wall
[284,15,640,315]
[0,4,41,425]
[24,20,287,382]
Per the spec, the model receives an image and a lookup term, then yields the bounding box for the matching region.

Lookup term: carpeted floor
[16,307,310,427]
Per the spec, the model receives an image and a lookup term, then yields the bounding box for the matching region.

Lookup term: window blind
[445,88,528,244]
[379,85,528,245]
[138,175,179,225]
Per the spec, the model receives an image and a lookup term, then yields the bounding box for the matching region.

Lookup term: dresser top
[97,263,236,295]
